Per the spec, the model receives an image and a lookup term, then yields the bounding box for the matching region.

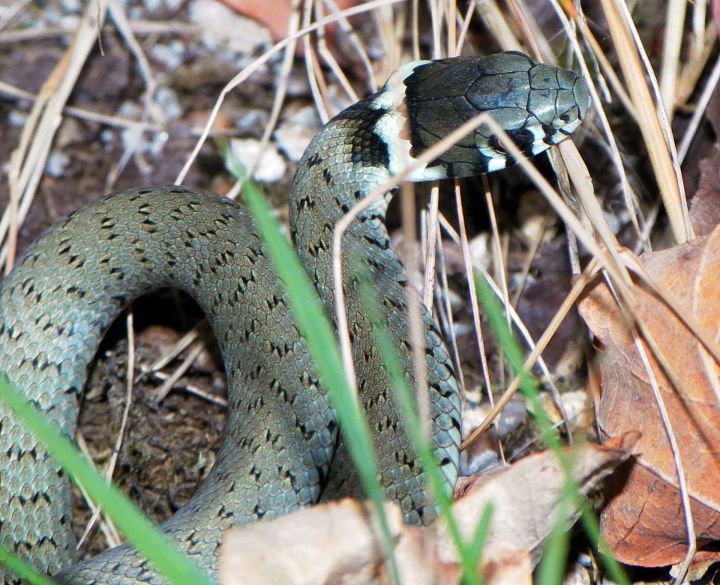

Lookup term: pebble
[188,0,271,56]
[229,138,286,183]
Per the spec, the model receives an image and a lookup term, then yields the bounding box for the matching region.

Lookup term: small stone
[45,151,71,178]
[275,106,319,162]
[230,139,286,183]
[189,0,271,55]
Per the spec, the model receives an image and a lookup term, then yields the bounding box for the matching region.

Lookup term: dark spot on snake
[284,468,296,484]
[322,168,333,185]
[296,194,315,211]
[39,535,57,547]
[108,267,124,280]
[384,295,405,311]
[362,234,390,250]
[218,505,234,520]
[306,152,322,168]
[66,286,85,299]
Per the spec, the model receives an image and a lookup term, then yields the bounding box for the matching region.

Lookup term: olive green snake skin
[0,52,589,584]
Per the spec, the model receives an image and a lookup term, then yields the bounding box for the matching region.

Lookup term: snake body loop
[0,52,589,584]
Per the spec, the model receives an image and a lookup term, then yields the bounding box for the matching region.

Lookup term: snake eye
[487,135,507,155]
[512,128,535,146]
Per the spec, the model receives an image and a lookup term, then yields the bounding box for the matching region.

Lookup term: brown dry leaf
[482,549,532,585]
[690,147,720,236]
[218,442,631,584]
[218,499,456,585]
[578,227,720,567]
[219,0,293,41]
[438,439,633,570]
[220,0,358,42]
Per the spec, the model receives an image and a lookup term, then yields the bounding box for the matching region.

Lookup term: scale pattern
[0,53,589,584]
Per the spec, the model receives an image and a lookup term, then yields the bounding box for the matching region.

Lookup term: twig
[175,0,404,185]
[1,0,109,271]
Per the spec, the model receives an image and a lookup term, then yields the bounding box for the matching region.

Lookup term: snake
[0,51,589,584]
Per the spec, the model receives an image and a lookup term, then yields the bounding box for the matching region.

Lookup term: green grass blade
[468,503,493,565]
[473,274,629,585]
[0,376,213,585]
[355,271,486,585]
[536,492,572,585]
[0,542,57,585]
[577,497,629,585]
[231,161,400,583]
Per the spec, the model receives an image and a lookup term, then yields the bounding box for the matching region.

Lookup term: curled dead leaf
[579,226,720,567]
[218,499,455,585]
[436,440,632,570]
[218,442,631,584]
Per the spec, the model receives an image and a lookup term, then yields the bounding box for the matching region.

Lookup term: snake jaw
[395,52,590,179]
[369,53,590,182]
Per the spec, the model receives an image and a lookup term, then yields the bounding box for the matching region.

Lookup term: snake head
[383,51,591,180]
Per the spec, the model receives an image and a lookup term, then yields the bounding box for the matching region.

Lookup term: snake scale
[0,52,589,584]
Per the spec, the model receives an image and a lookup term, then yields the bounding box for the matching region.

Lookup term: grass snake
[0,52,589,584]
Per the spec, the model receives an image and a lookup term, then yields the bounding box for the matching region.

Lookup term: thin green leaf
[355,271,484,585]
[578,498,630,585]
[536,494,572,585]
[473,274,629,585]
[228,154,400,584]
[0,376,212,585]
[0,542,56,585]
[468,504,493,566]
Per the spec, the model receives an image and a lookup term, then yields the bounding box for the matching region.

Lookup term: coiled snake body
[0,52,589,584]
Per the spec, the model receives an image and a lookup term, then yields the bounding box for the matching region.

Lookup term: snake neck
[288,92,463,521]
[289,97,396,308]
